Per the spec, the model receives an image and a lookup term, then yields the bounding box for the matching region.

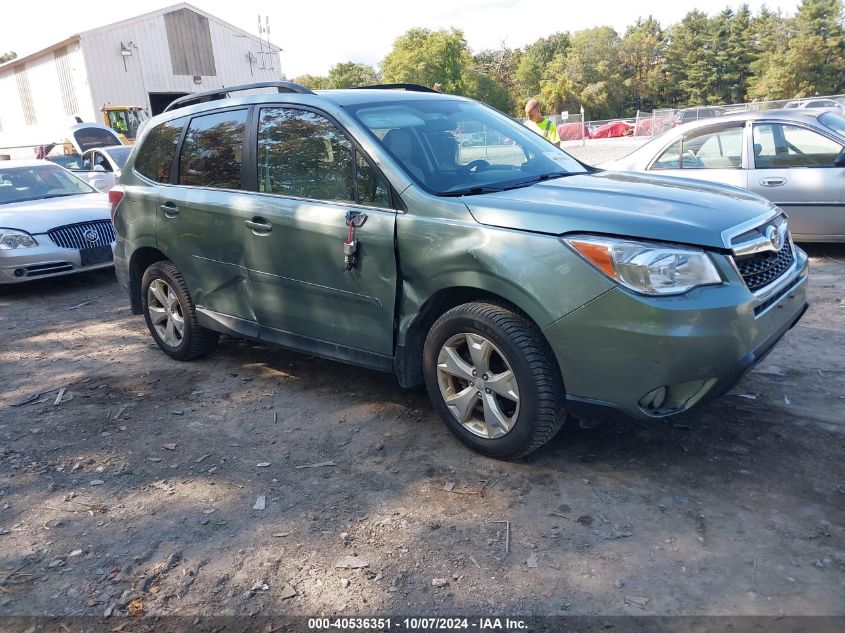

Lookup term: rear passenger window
[258,107,390,208]
[135,117,185,183]
[179,109,247,189]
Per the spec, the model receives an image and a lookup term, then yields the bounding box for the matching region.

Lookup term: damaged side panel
[154,187,257,323]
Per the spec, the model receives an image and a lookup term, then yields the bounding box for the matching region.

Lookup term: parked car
[602,109,845,242]
[0,160,114,283]
[784,98,845,114]
[112,82,808,459]
[72,145,133,191]
[45,123,125,187]
[675,106,727,125]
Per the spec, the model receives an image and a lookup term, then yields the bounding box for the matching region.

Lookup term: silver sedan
[602,109,845,242]
[0,160,114,283]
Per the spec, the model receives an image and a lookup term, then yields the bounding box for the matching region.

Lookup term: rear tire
[140,260,218,361]
[422,302,567,459]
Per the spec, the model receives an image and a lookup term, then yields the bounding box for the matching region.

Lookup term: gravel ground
[563,138,650,166]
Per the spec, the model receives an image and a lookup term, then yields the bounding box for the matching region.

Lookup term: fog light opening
[13,268,25,277]
[640,386,667,412]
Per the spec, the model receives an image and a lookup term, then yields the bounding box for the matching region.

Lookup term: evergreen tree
[620,17,666,112]
[750,0,845,98]
[664,11,717,106]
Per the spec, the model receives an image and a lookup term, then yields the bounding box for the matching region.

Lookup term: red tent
[557,122,590,141]
[591,121,633,139]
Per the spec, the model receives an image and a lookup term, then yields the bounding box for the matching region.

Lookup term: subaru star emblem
[765,225,783,251]
[83,228,99,243]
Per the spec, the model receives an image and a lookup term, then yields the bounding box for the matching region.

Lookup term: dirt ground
[1,245,843,621]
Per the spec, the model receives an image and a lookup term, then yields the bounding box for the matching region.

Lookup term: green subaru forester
[112,82,809,459]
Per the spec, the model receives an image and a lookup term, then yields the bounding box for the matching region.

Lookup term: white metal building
[0,3,282,151]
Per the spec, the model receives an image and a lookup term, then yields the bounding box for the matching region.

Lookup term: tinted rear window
[135,118,186,183]
[178,109,247,189]
[73,127,121,152]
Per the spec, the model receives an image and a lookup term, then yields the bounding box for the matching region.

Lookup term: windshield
[0,165,95,205]
[349,99,587,195]
[46,154,83,170]
[819,112,845,138]
[108,109,146,140]
[104,146,132,168]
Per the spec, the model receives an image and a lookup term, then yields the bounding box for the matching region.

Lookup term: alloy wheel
[436,332,520,439]
[147,278,185,349]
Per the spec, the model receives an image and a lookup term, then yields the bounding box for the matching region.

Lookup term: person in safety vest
[524,98,560,146]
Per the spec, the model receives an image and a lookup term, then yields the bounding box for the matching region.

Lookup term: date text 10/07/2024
[307,617,528,630]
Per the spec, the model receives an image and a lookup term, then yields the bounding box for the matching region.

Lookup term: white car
[784,98,845,114]
[600,109,845,242]
[0,160,114,283]
[74,145,133,191]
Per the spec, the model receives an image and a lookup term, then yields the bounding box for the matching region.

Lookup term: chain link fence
[630,93,845,139]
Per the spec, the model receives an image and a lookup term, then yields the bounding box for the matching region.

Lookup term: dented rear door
[155,108,258,326]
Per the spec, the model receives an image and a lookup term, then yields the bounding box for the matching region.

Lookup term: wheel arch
[394,285,562,389]
[128,247,169,314]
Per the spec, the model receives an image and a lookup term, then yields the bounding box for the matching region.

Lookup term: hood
[0,193,110,235]
[463,171,777,249]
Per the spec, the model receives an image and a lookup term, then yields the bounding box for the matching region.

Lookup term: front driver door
[748,121,845,240]
[244,106,398,361]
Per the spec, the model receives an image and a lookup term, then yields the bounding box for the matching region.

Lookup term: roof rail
[163,81,315,112]
[353,83,438,93]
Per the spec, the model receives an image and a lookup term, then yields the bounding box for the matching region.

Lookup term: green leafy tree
[514,32,570,99]
[750,0,845,98]
[541,27,623,120]
[620,17,666,112]
[326,62,380,88]
[381,28,473,93]
[293,74,330,90]
[469,45,519,112]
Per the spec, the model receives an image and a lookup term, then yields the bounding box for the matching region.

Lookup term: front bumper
[543,247,810,421]
[0,242,114,284]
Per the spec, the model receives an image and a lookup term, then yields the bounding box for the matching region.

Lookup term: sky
[3,0,797,78]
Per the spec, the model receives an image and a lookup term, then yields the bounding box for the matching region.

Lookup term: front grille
[734,239,794,293]
[47,220,115,249]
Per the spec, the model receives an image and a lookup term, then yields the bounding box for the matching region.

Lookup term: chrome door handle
[760,177,786,187]
[160,202,180,217]
[245,218,272,234]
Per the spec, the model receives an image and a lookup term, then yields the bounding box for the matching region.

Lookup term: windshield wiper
[436,185,507,197]
[501,171,571,191]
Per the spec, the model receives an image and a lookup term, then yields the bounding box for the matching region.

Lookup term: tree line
[292,0,845,120]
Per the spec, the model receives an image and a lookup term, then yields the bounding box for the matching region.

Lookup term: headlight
[0,230,38,250]
[562,235,722,295]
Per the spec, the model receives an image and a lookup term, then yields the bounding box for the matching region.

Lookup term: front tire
[140,260,218,361]
[422,302,567,459]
